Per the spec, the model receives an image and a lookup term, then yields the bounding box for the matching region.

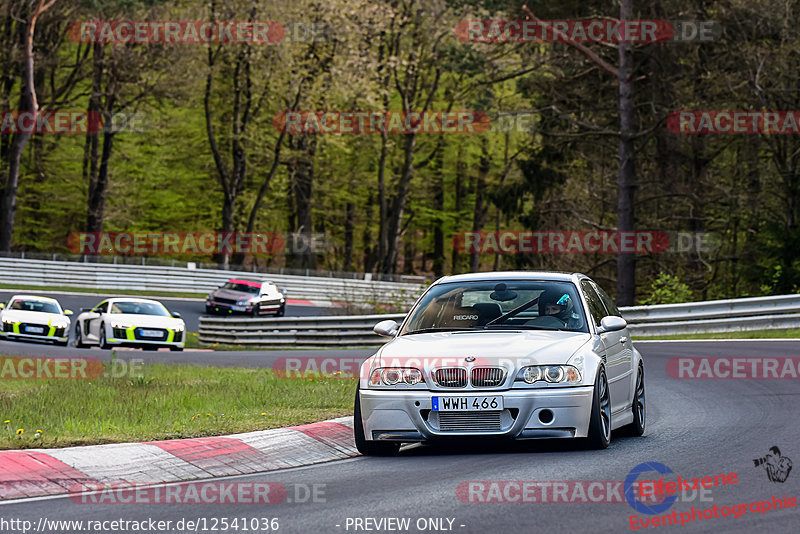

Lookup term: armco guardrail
[0,257,424,306]
[197,294,800,348]
[199,314,407,348]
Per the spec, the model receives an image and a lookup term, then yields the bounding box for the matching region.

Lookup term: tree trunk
[0,0,55,252]
[382,132,417,274]
[616,0,637,305]
[343,201,354,272]
[469,142,490,272]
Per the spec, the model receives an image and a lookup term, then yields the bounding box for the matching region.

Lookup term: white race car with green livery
[74,298,185,351]
[0,295,73,346]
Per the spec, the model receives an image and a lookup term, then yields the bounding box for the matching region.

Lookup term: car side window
[593,283,622,317]
[580,280,607,327]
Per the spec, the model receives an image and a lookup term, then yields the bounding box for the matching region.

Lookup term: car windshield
[401,280,588,334]
[222,282,260,294]
[9,299,61,314]
[110,301,171,316]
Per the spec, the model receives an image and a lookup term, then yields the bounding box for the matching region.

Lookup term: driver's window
[593,283,622,317]
[580,280,607,327]
[94,301,108,313]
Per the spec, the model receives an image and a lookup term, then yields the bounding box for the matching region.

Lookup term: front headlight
[2,318,15,325]
[174,323,185,332]
[518,365,581,385]
[369,367,423,386]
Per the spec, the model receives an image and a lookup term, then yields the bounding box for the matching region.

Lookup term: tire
[250,307,260,317]
[586,366,611,449]
[276,304,285,317]
[622,363,646,436]
[170,346,184,352]
[75,323,88,348]
[353,385,400,456]
[99,324,110,349]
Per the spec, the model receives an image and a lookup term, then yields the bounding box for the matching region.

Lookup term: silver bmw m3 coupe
[354,271,646,455]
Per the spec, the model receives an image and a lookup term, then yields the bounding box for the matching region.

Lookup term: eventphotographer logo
[753,446,792,483]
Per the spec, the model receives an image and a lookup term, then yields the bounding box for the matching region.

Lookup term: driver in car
[539,290,581,330]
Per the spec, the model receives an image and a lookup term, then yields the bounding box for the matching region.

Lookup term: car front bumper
[358,387,594,442]
[1,323,69,344]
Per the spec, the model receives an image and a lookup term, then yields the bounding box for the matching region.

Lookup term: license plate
[139,329,162,338]
[25,326,44,334]
[432,396,503,411]
[232,305,247,311]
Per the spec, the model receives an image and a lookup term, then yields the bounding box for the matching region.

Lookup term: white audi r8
[74,298,185,351]
[354,271,646,455]
[0,295,72,346]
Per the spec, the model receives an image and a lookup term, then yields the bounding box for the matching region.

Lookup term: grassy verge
[0,283,206,300]
[0,360,355,449]
[633,328,800,341]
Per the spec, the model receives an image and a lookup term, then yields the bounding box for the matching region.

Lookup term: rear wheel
[586,367,611,449]
[354,386,400,456]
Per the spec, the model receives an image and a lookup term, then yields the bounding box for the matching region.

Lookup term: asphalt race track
[0,289,331,333]
[2,340,799,534]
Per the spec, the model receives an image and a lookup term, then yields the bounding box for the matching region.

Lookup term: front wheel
[275,304,285,317]
[622,363,646,436]
[586,367,611,449]
[74,323,87,348]
[354,386,400,456]
[99,324,111,349]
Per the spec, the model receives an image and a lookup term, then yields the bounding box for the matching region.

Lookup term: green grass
[0,283,206,300]
[0,360,355,450]
[632,328,800,341]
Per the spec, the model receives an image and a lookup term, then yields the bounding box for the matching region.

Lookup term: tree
[0,0,57,253]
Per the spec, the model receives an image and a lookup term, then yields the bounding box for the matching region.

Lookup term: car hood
[104,314,184,329]
[1,309,69,326]
[376,330,591,369]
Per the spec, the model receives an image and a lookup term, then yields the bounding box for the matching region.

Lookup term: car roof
[8,294,59,302]
[107,297,163,304]
[433,271,585,285]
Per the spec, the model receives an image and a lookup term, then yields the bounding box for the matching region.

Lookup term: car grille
[471,367,506,387]
[19,323,48,336]
[173,331,183,342]
[2,323,13,332]
[53,327,65,337]
[433,368,468,388]
[439,411,503,432]
[213,297,237,305]
[133,328,168,341]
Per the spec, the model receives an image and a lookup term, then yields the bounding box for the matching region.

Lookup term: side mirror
[80,307,92,313]
[64,309,74,316]
[373,319,399,337]
[171,311,182,318]
[0,303,4,310]
[599,315,627,333]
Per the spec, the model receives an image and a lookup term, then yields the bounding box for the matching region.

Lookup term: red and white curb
[0,416,355,501]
